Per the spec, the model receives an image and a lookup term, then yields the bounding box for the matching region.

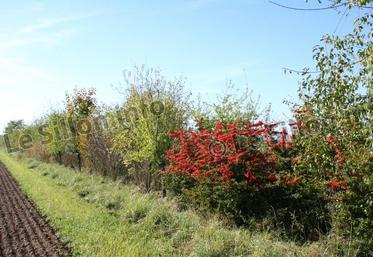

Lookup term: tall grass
[0,151,356,257]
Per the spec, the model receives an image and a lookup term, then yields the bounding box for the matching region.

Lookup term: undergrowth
[0,151,361,257]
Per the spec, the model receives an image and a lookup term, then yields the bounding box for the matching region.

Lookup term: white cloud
[0,57,51,86]
[0,11,98,50]
[0,29,75,49]
[0,57,54,132]
[0,8,104,132]
[20,13,97,34]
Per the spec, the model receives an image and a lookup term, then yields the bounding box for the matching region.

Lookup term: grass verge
[0,151,340,257]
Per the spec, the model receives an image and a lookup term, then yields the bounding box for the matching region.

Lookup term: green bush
[110,66,191,190]
[164,173,332,242]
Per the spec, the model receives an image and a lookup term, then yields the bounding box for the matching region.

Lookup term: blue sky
[0,0,360,131]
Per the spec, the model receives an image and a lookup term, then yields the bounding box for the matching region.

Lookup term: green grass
[0,151,348,257]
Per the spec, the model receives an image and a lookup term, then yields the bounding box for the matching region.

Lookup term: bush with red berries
[166,120,302,188]
[164,118,333,240]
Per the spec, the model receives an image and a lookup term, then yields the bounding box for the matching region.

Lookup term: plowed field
[0,162,70,257]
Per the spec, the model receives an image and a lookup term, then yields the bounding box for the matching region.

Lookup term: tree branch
[269,1,348,11]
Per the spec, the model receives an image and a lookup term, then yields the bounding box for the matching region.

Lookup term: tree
[290,2,372,253]
[3,120,25,151]
[45,111,67,164]
[192,82,265,130]
[65,88,97,171]
[111,66,190,190]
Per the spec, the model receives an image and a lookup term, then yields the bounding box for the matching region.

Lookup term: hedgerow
[1,2,372,255]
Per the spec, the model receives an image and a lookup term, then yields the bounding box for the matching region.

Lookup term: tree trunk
[57,151,62,165]
[77,152,82,172]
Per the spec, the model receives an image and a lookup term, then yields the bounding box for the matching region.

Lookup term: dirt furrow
[0,162,70,257]
[1,163,58,253]
[0,171,29,257]
[0,166,49,256]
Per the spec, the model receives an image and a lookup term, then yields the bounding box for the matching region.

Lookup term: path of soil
[0,162,70,257]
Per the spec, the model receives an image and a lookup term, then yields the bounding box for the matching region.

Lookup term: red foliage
[326,178,347,191]
[166,120,302,188]
[291,155,301,166]
[284,174,303,186]
[326,134,345,166]
[267,173,280,181]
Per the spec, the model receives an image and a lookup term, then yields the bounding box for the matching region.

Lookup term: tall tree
[290,0,372,252]
[65,88,97,171]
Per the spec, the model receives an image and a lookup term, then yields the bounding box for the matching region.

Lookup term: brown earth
[0,162,70,257]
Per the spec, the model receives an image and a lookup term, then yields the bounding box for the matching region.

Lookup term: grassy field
[0,151,343,257]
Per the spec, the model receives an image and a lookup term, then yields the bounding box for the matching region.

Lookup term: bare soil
[0,162,70,257]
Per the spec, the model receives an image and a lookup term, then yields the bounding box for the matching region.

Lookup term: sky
[0,0,361,132]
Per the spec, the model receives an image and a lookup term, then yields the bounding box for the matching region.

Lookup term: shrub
[65,88,97,171]
[110,66,190,190]
[166,120,299,187]
[292,11,373,254]
[44,111,67,164]
[164,119,332,240]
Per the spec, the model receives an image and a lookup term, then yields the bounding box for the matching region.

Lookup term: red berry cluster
[166,120,302,188]
[325,134,347,191]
